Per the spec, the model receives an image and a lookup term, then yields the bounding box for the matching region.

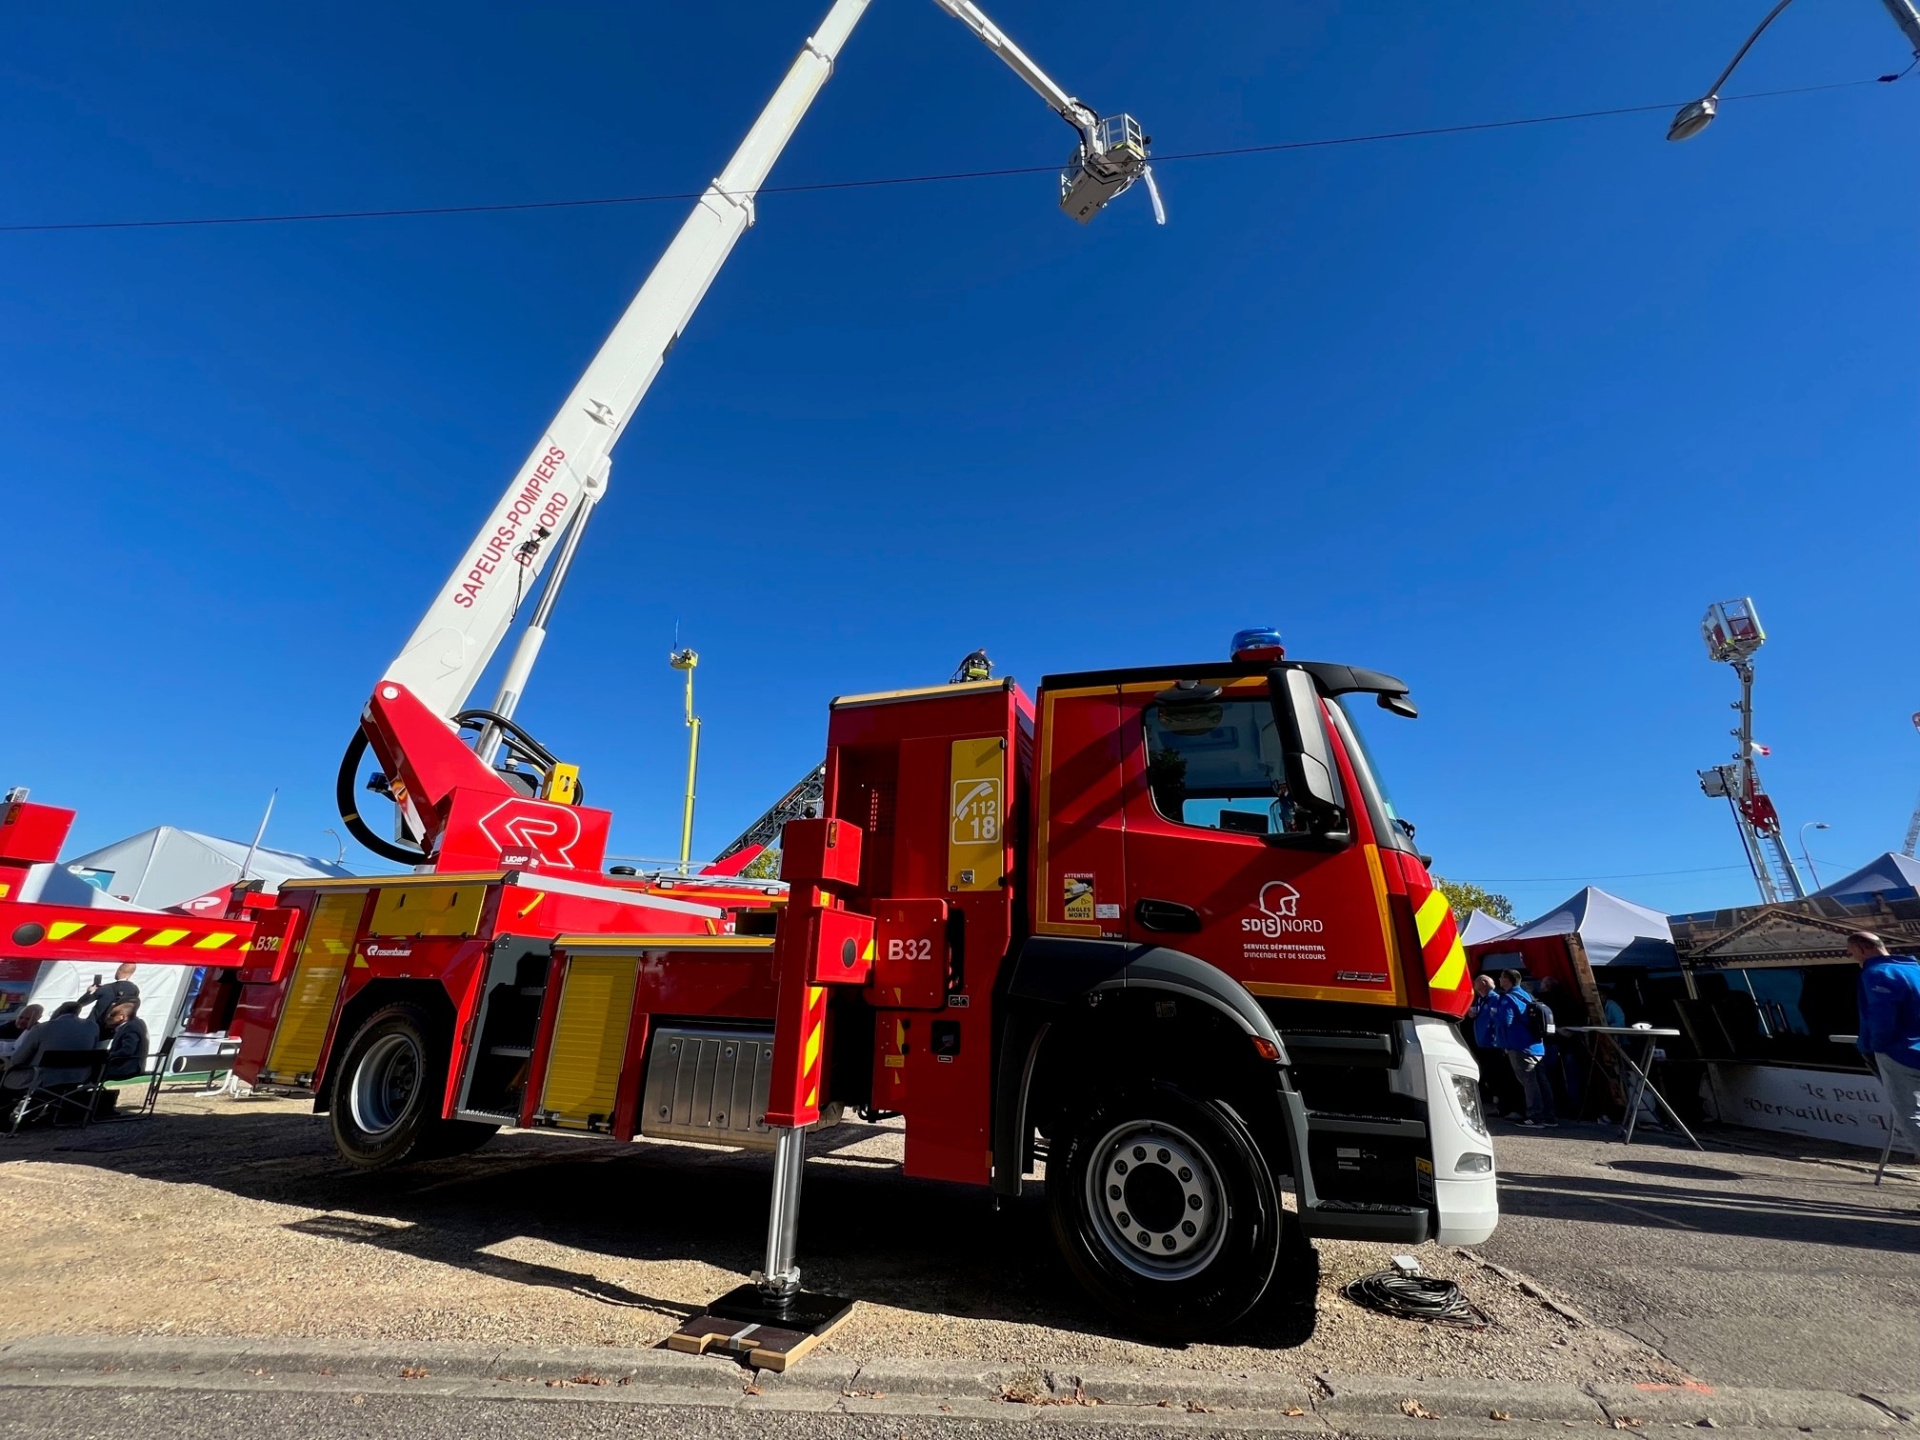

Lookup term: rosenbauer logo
[1241,880,1324,937]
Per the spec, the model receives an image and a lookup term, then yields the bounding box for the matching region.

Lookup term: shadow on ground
[0,1104,1319,1352]
[1489,1125,1920,1253]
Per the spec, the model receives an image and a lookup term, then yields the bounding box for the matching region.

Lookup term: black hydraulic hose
[453,707,557,770]
[336,727,432,866]
[1344,1270,1484,1328]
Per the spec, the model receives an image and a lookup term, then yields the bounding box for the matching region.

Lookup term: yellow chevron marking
[145,929,191,947]
[803,1021,823,1073]
[91,925,139,944]
[193,932,238,950]
[1414,889,1450,947]
[48,921,85,940]
[1431,937,1467,992]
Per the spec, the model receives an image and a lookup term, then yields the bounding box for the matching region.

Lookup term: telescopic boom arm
[379,0,1156,738]
[381,0,876,723]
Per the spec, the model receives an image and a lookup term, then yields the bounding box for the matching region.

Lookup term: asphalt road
[1475,1119,1920,1392]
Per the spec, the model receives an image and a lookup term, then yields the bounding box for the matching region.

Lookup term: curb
[0,1336,1911,1434]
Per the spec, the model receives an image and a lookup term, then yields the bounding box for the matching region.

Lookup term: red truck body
[198,653,1494,1337]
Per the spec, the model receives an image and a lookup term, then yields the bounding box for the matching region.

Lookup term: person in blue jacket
[1851,931,1920,1161]
[1480,970,1556,1127]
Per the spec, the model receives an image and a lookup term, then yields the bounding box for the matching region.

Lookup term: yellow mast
[670,647,701,874]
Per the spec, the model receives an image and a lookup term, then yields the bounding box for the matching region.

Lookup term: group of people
[1464,931,1920,1157]
[0,964,150,1116]
[1467,969,1574,1127]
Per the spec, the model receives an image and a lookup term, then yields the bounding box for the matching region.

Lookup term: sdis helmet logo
[1241,881,1324,936]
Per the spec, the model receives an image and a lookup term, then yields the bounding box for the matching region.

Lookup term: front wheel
[1047,1083,1284,1340]
[330,1003,495,1169]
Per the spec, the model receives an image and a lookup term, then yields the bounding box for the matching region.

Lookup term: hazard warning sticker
[1063,873,1095,922]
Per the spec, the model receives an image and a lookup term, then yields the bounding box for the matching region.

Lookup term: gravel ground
[0,1094,1684,1388]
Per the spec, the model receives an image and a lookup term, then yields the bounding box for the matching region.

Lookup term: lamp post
[1799,821,1829,889]
[1668,0,1920,141]
[670,648,701,875]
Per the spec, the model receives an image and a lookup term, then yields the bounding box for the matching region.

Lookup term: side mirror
[1270,667,1345,833]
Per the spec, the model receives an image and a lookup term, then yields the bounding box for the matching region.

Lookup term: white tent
[46,825,351,908]
[1458,909,1516,947]
[1812,851,1920,900]
[1501,886,1676,967]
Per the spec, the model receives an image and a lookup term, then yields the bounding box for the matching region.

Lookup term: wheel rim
[1083,1118,1228,1281]
[349,1033,422,1138]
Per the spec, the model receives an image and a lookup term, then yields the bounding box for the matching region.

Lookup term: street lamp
[1799,821,1829,889]
[1668,0,1920,141]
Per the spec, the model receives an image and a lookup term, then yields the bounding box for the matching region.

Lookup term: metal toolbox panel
[642,1026,841,1150]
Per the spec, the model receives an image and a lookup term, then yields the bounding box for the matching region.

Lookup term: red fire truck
[211,632,1494,1339]
[8,6,1495,1340]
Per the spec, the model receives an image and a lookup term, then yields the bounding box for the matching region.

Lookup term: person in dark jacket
[0,1011,104,1092]
[1851,931,1920,1161]
[102,1001,150,1083]
[1487,971,1556,1127]
[0,1004,42,1042]
[83,964,141,1035]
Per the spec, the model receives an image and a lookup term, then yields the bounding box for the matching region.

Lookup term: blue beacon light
[1230,628,1286,664]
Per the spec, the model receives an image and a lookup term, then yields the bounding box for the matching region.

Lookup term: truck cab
[765,636,1496,1336]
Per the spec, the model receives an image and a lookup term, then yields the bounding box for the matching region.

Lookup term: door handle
[1134,898,1202,934]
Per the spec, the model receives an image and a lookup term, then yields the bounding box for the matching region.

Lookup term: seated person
[103,1001,150,1082]
[0,1009,105,1092]
[0,1004,43,1042]
[85,964,141,1036]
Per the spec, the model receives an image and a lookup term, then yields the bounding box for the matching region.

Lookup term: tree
[738,847,781,881]
[1432,877,1514,924]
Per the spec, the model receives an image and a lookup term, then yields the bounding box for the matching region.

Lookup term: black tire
[1047,1082,1283,1340]
[329,1003,494,1169]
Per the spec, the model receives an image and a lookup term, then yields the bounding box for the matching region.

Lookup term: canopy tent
[1457,909,1516,947]
[37,825,351,909]
[1500,885,1676,968]
[1812,851,1920,901]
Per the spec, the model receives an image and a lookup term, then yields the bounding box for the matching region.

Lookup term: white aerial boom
[382,0,1158,750]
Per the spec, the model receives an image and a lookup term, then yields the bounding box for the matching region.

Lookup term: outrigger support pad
[668,1124,854,1372]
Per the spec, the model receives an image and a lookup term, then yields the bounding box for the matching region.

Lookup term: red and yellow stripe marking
[1414,888,1467,992]
[799,984,827,1111]
[39,920,247,951]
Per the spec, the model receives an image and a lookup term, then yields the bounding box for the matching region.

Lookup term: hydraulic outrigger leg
[667,817,870,1369]
[755,1126,807,1300]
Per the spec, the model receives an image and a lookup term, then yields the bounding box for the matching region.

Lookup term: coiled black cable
[1344,1270,1484,1328]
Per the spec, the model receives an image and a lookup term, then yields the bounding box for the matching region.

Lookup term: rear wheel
[329,1003,495,1169]
[1047,1082,1283,1339]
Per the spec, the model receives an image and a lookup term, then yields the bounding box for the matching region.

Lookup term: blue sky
[3,2,1913,919]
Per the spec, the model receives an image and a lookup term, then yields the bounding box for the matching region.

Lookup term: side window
[1142,697,1340,836]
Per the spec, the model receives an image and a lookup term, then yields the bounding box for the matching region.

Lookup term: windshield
[1329,696,1413,853]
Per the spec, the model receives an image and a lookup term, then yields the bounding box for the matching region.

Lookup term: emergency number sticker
[1063,873,1096,922]
[951,777,1001,846]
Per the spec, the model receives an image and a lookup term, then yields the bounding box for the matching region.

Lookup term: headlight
[1448,1072,1488,1137]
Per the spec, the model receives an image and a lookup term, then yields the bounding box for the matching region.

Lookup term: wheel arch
[993,937,1295,1197]
[313,978,457,1113]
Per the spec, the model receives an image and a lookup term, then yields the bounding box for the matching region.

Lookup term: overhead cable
[0,77,1888,236]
